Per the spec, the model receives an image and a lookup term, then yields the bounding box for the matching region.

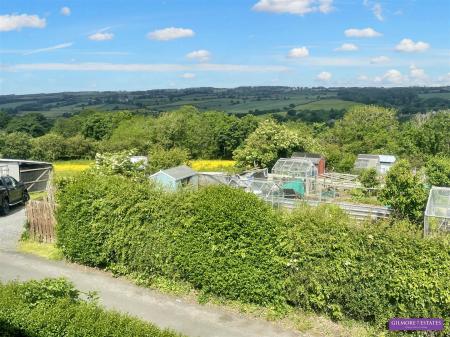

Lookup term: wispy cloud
[89,27,114,41]
[334,43,358,51]
[363,1,383,21]
[1,62,289,73]
[23,42,73,55]
[180,73,196,79]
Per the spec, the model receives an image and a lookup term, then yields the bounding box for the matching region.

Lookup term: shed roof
[291,152,324,164]
[378,155,396,163]
[158,165,197,180]
[356,154,379,160]
[0,158,52,166]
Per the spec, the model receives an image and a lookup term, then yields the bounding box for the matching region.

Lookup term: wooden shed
[0,158,53,192]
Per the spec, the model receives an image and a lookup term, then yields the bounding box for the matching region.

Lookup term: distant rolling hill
[0,86,449,121]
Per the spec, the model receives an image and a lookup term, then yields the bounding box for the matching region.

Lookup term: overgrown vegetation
[0,278,183,337]
[284,205,450,330]
[56,173,450,335]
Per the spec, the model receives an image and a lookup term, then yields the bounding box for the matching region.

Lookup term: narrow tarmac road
[0,207,300,337]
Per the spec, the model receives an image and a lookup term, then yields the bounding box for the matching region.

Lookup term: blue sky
[0,0,449,94]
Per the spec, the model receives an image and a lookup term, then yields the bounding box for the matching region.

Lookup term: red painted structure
[291,152,326,175]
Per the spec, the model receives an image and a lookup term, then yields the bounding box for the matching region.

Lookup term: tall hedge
[0,278,183,337]
[284,204,450,331]
[173,185,285,305]
[56,173,285,305]
[57,173,450,331]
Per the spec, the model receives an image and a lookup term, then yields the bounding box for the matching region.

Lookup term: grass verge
[18,240,63,261]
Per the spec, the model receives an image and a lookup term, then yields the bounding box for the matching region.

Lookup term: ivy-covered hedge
[284,205,450,331]
[56,173,285,305]
[0,278,183,337]
[56,173,450,333]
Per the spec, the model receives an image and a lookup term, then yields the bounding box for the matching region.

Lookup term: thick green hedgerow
[56,173,285,305]
[56,172,450,331]
[284,204,450,332]
[173,185,286,305]
[0,278,183,337]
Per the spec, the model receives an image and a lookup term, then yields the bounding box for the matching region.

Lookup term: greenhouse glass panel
[272,158,317,179]
[424,187,450,235]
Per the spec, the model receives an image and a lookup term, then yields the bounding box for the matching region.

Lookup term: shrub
[147,146,190,174]
[0,278,183,337]
[358,168,379,190]
[284,204,450,331]
[379,159,427,223]
[56,175,285,305]
[173,185,285,305]
[426,156,450,187]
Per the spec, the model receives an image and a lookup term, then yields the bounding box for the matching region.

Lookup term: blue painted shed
[150,165,198,191]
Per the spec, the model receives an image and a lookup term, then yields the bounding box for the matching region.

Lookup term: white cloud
[375,69,404,84]
[370,55,390,64]
[395,38,429,52]
[23,42,73,55]
[372,3,383,21]
[335,43,358,51]
[0,14,46,31]
[2,62,289,73]
[180,73,196,79]
[288,46,309,58]
[252,0,334,15]
[148,27,194,41]
[344,27,382,38]
[60,7,71,16]
[89,28,114,41]
[186,50,211,62]
[409,64,427,80]
[316,71,332,81]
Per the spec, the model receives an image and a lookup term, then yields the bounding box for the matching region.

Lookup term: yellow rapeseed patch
[190,160,236,172]
[53,160,93,178]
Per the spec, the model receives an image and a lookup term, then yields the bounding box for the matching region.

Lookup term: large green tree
[0,111,11,129]
[379,159,427,223]
[399,110,450,162]
[331,105,399,155]
[102,116,153,153]
[233,119,321,169]
[425,156,450,187]
[0,132,32,159]
[5,113,51,137]
[31,133,67,161]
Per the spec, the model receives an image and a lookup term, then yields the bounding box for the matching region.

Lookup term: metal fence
[268,197,391,221]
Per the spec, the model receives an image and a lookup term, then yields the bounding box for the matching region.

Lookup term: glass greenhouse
[424,186,450,235]
[246,179,284,202]
[271,158,318,179]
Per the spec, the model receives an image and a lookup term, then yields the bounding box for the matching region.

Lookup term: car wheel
[1,199,10,216]
[22,191,30,204]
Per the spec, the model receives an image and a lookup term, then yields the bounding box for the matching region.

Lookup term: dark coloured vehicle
[0,175,30,215]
